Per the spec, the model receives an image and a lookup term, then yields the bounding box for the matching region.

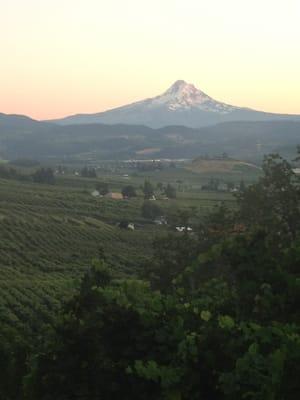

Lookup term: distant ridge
[0,113,300,162]
[50,80,300,128]
[0,112,51,135]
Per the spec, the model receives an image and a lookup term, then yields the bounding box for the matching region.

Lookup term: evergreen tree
[96,181,109,195]
[141,201,162,219]
[32,167,55,184]
[164,184,176,199]
[122,185,137,198]
[143,180,154,199]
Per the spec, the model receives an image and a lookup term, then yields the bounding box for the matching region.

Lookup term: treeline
[1,152,300,399]
[0,165,55,184]
[0,165,27,180]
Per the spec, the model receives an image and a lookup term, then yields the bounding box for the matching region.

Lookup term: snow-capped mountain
[147,80,236,113]
[52,80,300,128]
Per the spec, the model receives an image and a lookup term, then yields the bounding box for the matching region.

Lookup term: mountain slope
[52,80,300,128]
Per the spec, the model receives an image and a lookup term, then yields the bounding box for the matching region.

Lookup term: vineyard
[0,178,156,338]
[0,168,240,339]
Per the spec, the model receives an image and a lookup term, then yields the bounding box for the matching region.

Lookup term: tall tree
[122,185,137,198]
[165,184,176,199]
[143,180,154,199]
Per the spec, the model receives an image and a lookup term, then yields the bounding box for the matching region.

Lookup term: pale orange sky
[1,0,300,120]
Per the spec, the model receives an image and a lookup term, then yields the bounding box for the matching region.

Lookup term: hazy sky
[1,0,300,119]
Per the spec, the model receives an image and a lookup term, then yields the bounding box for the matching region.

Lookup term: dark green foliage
[27,230,300,399]
[0,165,28,181]
[81,166,97,178]
[122,185,137,198]
[164,183,176,199]
[96,181,109,195]
[202,177,220,191]
[145,232,199,291]
[118,220,130,229]
[141,200,162,220]
[56,165,68,175]
[166,207,193,229]
[156,182,164,191]
[0,165,18,179]
[239,178,246,191]
[143,180,154,199]
[32,167,55,185]
[0,327,28,400]
[236,153,300,243]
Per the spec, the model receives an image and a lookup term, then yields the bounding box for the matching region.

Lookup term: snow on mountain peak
[149,80,236,113]
[165,80,206,97]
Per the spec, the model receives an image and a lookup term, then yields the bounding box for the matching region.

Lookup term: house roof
[105,192,123,199]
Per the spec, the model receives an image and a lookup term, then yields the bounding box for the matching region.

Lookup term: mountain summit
[159,79,212,108]
[52,80,300,128]
[146,80,236,113]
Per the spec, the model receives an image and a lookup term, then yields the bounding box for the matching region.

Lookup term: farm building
[176,226,193,233]
[91,190,100,197]
[217,183,229,192]
[118,221,135,230]
[105,192,123,200]
[154,216,167,225]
